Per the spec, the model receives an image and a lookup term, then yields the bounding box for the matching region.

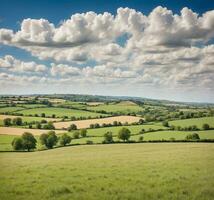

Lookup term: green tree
[68,124,77,131]
[186,133,200,140]
[202,123,210,130]
[12,117,22,126]
[162,121,169,127]
[43,121,55,130]
[12,137,23,150]
[3,118,11,126]
[80,129,87,137]
[59,133,72,146]
[36,122,42,129]
[138,136,144,142]
[118,128,131,142]
[21,132,37,151]
[103,131,113,143]
[73,131,80,139]
[40,131,58,149]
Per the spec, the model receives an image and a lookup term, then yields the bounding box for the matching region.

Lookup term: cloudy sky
[0,0,214,102]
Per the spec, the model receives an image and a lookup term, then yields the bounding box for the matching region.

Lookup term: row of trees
[3,117,23,126]
[12,129,88,151]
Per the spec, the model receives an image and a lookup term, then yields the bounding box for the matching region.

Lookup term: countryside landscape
[0,0,214,200]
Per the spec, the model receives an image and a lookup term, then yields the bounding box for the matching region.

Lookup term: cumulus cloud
[0,55,47,73]
[0,6,214,98]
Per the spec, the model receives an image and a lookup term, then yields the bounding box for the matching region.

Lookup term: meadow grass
[130,130,214,141]
[169,117,214,129]
[86,102,144,113]
[0,143,213,200]
[15,107,107,118]
[0,107,25,113]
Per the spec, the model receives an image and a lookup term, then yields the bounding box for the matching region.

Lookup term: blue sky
[0,0,214,102]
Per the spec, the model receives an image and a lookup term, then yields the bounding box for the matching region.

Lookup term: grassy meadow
[169,117,214,129]
[15,107,107,118]
[0,143,213,200]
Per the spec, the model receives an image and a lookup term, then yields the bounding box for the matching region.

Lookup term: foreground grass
[0,143,213,200]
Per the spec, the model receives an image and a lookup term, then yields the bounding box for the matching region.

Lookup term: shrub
[162,121,169,127]
[59,133,72,146]
[41,113,46,117]
[43,121,55,130]
[40,131,58,149]
[138,119,144,124]
[36,122,42,129]
[103,131,113,143]
[12,117,22,126]
[118,128,131,142]
[40,119,47,123]
[80,129,87,137]
[202,123,210,130]
[139,129,145,134]
[138,136,144,142]
[68,124,77,131]
[73,131,80,139]
[86,140,93,144]
[186,133,200,140]
[3,118,11,126]
[12,137,23,150]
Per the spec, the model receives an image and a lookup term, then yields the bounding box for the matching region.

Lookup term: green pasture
[169,117,214,129]
[15,107,107,118]
[0,143,213,200]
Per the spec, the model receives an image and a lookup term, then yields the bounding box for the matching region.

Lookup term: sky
[0,0,214,102]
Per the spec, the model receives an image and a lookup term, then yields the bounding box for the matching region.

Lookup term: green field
[86,102,144,114]
[15,107,107,118]
[0,107,25,113]
[169,117,214,129]
[131,130,214,141]
[0,116,58,126]
[16,104,48,108]
[0,143,213,200]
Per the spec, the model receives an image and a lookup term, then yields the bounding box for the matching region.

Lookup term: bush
[3,118,11,126]
[186,133,200,140]
[138,136,144,142]
[118,128,131,142]
[12,137,23,150]
[80,129,87,137]
[68,124,77,131]
[73,131,80,139]
[43,121,55,130]
[202,123,210,130]
[139,129,145,134]
[103,131,113,143]
[12,117,22,126]
[40,131,58,149]
[36,122,42,129]
[86,140,93,144]
[162,121,169,127]
[59,133,72,146]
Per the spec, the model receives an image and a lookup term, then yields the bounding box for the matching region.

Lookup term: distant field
[169,117,214,129]
[15,107,107,118]
[16,104,47,108]
[54,115,142,129]
[86,101,144,113]
[0,127,66,136]
[0,143,213,200]
[0,115,60,126]
[0,107,25,113]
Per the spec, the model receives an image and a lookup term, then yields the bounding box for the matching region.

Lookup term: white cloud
[0,6,214,101]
